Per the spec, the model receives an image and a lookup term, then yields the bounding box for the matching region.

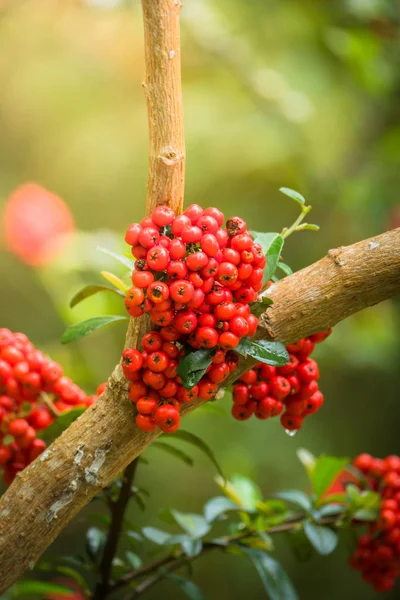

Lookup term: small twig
[281,205,312,240]
[112,513,336,598]
[93,459,139,600]
[40,393,61,417]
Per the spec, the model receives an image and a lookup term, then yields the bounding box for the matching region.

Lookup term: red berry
[280,413,302,431]
[170,280,195,304]
[137,396,158,415]
[146,246,170,271]
[152,205,175,226]
[184,204,204,223]
[269,376,291,401]
[147,351,169,373]
[136,414,157,432]
[154,405,180,433]
[132,270,154,288]
[8,419,29,438]
[195,327,219,349]
[173,310,198,335]
[219,332,239,350]
[231,404,252,421]
[147,282,170,304]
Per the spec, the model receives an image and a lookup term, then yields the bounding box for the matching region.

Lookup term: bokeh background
[1,0,400,598]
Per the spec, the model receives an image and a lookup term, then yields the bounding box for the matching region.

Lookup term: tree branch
[93,459,139,600]
[0,229,398,593]
[117,513,341,599]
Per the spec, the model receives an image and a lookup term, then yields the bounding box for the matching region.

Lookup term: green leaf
[101,271,130,293]
[162,571,206,600]
[151,441,194,466]
[235,338,289,367]
[86,527,106,561]
[303,522,338,555]
[311,456,349,501]
[318,504,345,517]
[275,490,312,512]
[12,582,75,598]
[97,245,134,270]
[126,551,142,569]
[204,497,241,522]
[53,566,88,592]
[168,430,225,478]
[296,448,316,477]
[170,509,211,538]
[230,474,262,511]
[250,296,273,318]
[251,231,279,252]
[277,262,293,276]
[69,285,124,309]
[176,348,216,390]
[181,538,203,557]
[61,315,128,344]
[279,187,306,205]
[296,223,320,232]
[264,234,284,281]
[242,548,298,600]
[37,407,86,444]
[353,509,379,521]
[142,527,175,545]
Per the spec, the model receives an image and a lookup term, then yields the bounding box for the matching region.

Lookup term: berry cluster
[0,328,101,486]
[350,453,400,592]
[123,204,263,433]
[122,331,239,434]
[232,330,331,430]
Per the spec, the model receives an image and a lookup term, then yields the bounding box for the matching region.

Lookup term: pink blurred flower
[2,183,75,266]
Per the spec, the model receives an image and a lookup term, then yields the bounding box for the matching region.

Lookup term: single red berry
[146,246,170,271]
[142,369,166,390]
[160,326,180,342]
[28,438,47,462]
[125,223,142,246]
[215,229,228,248]
[218,331,239,349]
[147,282,170,304]
[186,251,209,271]
[310,330,332,344]
[125,286,145,307]
[250,381,269,400]
[184,204,204,224]
[142,332,163,353]
[122,348,143,374]
[269,376,291,400]
[229,315,249,338]
[178,385,199,403]
[0,446,13,466]
[152,205,175,227]
[297,359,320,382]
[181,225,202,243]
[136,414,157,432]
[214,302,237,321]
[147,351,169,373]
[150,309,174,327]
[187,289,206,310]
[138,227,160,249]
[231,233,253,251]
[233,383,250,405]
[132,270,154,288]
[131,244,147,259]
[169,280,195,304]
[198,379,217,399]
[8,419,29,438]
[280,413,303,431]
[137,396,158,415]
[173,310,198,335]
[154,405,180,433]
[201,233,219,257]
[195,327,219,348]
[231,404,252,421]
[159,380,178,398]
[169,238,187,259]
[167,260,188,279]
[240,369,258,385]
[208,363,230,383]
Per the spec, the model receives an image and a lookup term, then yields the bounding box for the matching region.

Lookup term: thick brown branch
[0,228,399,593]
[142,0,185,214]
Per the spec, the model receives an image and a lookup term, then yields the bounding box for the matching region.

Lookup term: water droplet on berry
[285,428,298,437]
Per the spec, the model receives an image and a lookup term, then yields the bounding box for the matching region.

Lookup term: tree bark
[0,228,399,593]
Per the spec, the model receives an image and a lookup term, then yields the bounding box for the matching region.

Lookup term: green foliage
[96,245,134,270]
[12,581,75,598]
[203,497,241,522]
[303,522,338,555]
[279,187,306,205]
[177,348,216,390]
[151,441,194,467]
[162,571,206,600]
[61,315,128,344]
[275,490,312,512]
[69,284,124,308]
[235,338,289,367]
[250,296,274,317]
[242,548,298,600]
[216,474,262,510]
[308,455,349,501]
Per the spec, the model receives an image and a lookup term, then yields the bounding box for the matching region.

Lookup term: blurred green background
[0,0,399,598]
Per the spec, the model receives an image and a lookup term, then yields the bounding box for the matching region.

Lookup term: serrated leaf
[279,187,306,205]
[86,527,106,561]
[126,551,142,569]
[61,315,128,344]
[242,548,298,600]
[12,581,75,598]
[151,441,194,466]
[275,490,312,511]
[162,570,206,600]
[70,285,124,309]
[181,538,203,557]
[303,522,338,555]
[235,338,289,367]
[97,245,134,270]
[277,262,293,276]
[168,430,225,478]
[264,234,284,281]
[311,456,349,501]
[176,348,216,390]
[170,510,211,538]
[101,271,130,293]
[37,407,86,444]
[204,497,241,522]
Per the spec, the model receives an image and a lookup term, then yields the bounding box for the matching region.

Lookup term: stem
[281,205,312,240]
[93,459,139,600]
[116,513,338,599]
[40,393,61,418]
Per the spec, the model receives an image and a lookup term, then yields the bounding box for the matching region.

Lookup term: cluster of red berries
[350,453,400,592]
[123,204,265,433]
[232,330,331,430]
[122,331,239,434]
[0,328,102,486]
